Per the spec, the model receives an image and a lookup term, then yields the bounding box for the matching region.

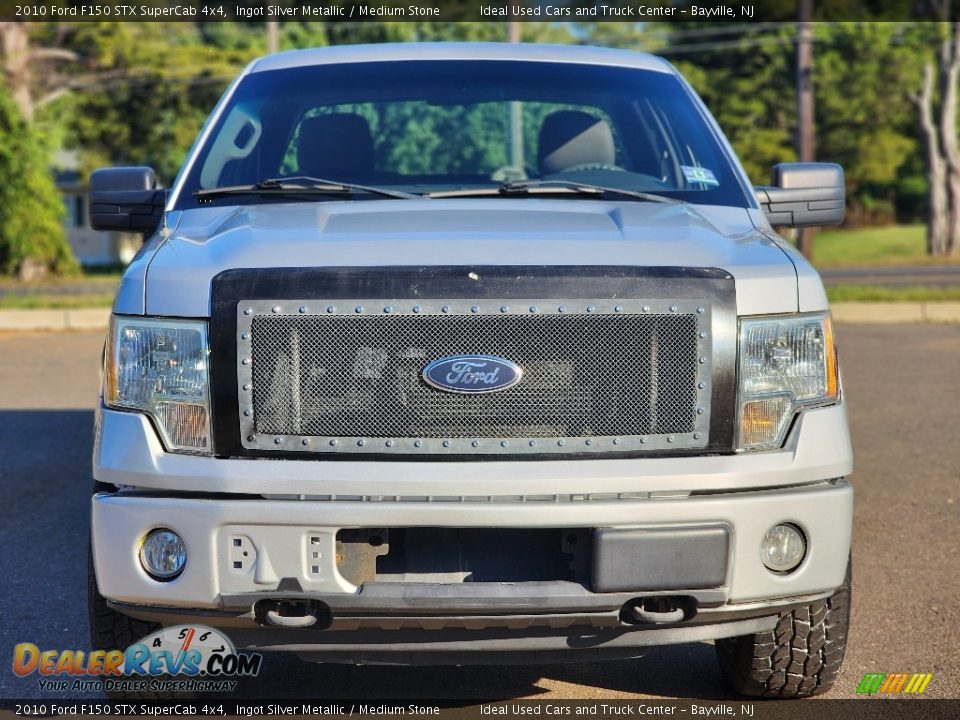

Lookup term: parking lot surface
[1,324,957,700]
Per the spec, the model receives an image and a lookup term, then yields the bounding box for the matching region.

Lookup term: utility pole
[266,21,279,54]
[508,17,524,174]
[796,0,815,259]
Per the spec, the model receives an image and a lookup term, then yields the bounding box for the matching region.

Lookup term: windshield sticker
[681,166,720,186]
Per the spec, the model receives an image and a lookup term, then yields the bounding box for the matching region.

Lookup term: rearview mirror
[89,167,166,234]
[755,162,845,228]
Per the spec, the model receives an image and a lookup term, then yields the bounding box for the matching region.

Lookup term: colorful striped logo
[857,673,933,695]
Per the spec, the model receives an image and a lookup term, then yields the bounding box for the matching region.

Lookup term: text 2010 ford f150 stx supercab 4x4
[88,43,853,698]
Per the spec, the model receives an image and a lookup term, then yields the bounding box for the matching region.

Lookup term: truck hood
[133,199,804,317]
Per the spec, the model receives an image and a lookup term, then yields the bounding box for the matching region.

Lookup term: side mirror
[755,162,845,228]
[89,167,165,234]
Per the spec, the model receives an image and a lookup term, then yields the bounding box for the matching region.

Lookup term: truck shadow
[229,642,734,700]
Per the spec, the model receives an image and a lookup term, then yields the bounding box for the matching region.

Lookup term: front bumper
[93,479,851,608]
[92,401,853,659]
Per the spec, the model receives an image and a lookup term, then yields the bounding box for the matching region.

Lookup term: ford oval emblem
[422,355,523,394]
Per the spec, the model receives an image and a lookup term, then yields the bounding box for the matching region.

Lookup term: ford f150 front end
[88,43,853,698]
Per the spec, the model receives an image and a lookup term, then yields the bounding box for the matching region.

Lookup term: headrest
[538,110,616,175]
[296,113,375,181]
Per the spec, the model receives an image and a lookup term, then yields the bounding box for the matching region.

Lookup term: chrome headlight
[105,316,212,454]
[737,312,838,450]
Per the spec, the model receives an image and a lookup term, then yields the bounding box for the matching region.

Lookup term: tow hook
[622,596,696,624]
[255,599,331,629]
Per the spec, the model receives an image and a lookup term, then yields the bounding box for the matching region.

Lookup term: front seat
[296,113,376,183]
[537,110,617,175]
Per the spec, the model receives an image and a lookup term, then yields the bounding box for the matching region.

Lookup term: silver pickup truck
[88,43,853,698]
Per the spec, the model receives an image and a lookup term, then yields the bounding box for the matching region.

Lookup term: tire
[88,548,188,699]
[715,560,851,698]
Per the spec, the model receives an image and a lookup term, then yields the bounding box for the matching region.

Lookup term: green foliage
[61,22,257,183]
[0,85,77,276]
[816,24,918,193]
[812,224,942,268]
[670,26,798,183]
[825,284,960,303]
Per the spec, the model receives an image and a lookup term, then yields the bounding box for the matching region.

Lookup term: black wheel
[715,560,851,698]
[88,548,190,699]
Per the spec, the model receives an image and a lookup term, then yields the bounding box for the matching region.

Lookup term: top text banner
[0,0,944,22]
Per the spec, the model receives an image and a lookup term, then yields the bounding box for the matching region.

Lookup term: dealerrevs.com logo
[13,625,262,693]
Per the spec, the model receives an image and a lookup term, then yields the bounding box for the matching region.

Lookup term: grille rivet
[500,305,509,313]
[241,332,250,340]
[326,305,336,313]
[414,439,423,447]
[613,438,621,445]
[241,358,250,365]
[471,305,480,313]
[698,382,707,389]
[697,307,706,314]
[329,439,337,447]
[586,305,595,313]
[501,440,509,447]
[243,410,251,417]
[386,440,394,447]
[640,436,647,444]
[243,308,252,315]
[529,305,538,313]
[472,440,480,447]
[413,305,422,314]
[243,383,251,391]
[442,305,451,313]
[299,306,308,314]
[558,305,566,313]
[585,439,592,445]
[355,305,364,313]
[670,305,679,313]
[642,305,651,313]
[694,432,703,440]
[302,438,310,446]
[272,305,281,314]
[700,331,708,339]
[529,440,537,447]
[443,440,451,448]
[384,306,393,313]
[697,408,705,415]
[247,435,255,442]
[274,437,282,445]
[667,436,675,443]
[557,439,566,447]
[699,357,707,364]
[614,305,623,313]
[357,439,366,447]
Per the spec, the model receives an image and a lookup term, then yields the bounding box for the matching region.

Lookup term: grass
[0,293,114,310]
[811,224,960,268]
[825,284,960,303]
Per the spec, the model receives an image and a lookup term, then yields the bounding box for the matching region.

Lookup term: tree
[0,84,76,276]
[816,23,918,227]
[912,19,960,257]
[0,22,78,121]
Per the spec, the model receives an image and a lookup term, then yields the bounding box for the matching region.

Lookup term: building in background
[54,150,140,266]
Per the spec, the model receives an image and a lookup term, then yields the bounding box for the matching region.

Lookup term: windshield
[174,59,750,209]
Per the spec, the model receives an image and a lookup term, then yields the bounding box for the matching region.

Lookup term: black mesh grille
[249,313,700,440]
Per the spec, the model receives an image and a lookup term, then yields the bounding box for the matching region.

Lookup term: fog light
[761,523,806,573]
[140,529,187,580]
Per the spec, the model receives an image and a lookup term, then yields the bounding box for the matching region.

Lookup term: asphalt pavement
[0,325,958,702]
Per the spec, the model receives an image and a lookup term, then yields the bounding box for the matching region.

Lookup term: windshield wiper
[429,179,679,204]
[196,176,420,201]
